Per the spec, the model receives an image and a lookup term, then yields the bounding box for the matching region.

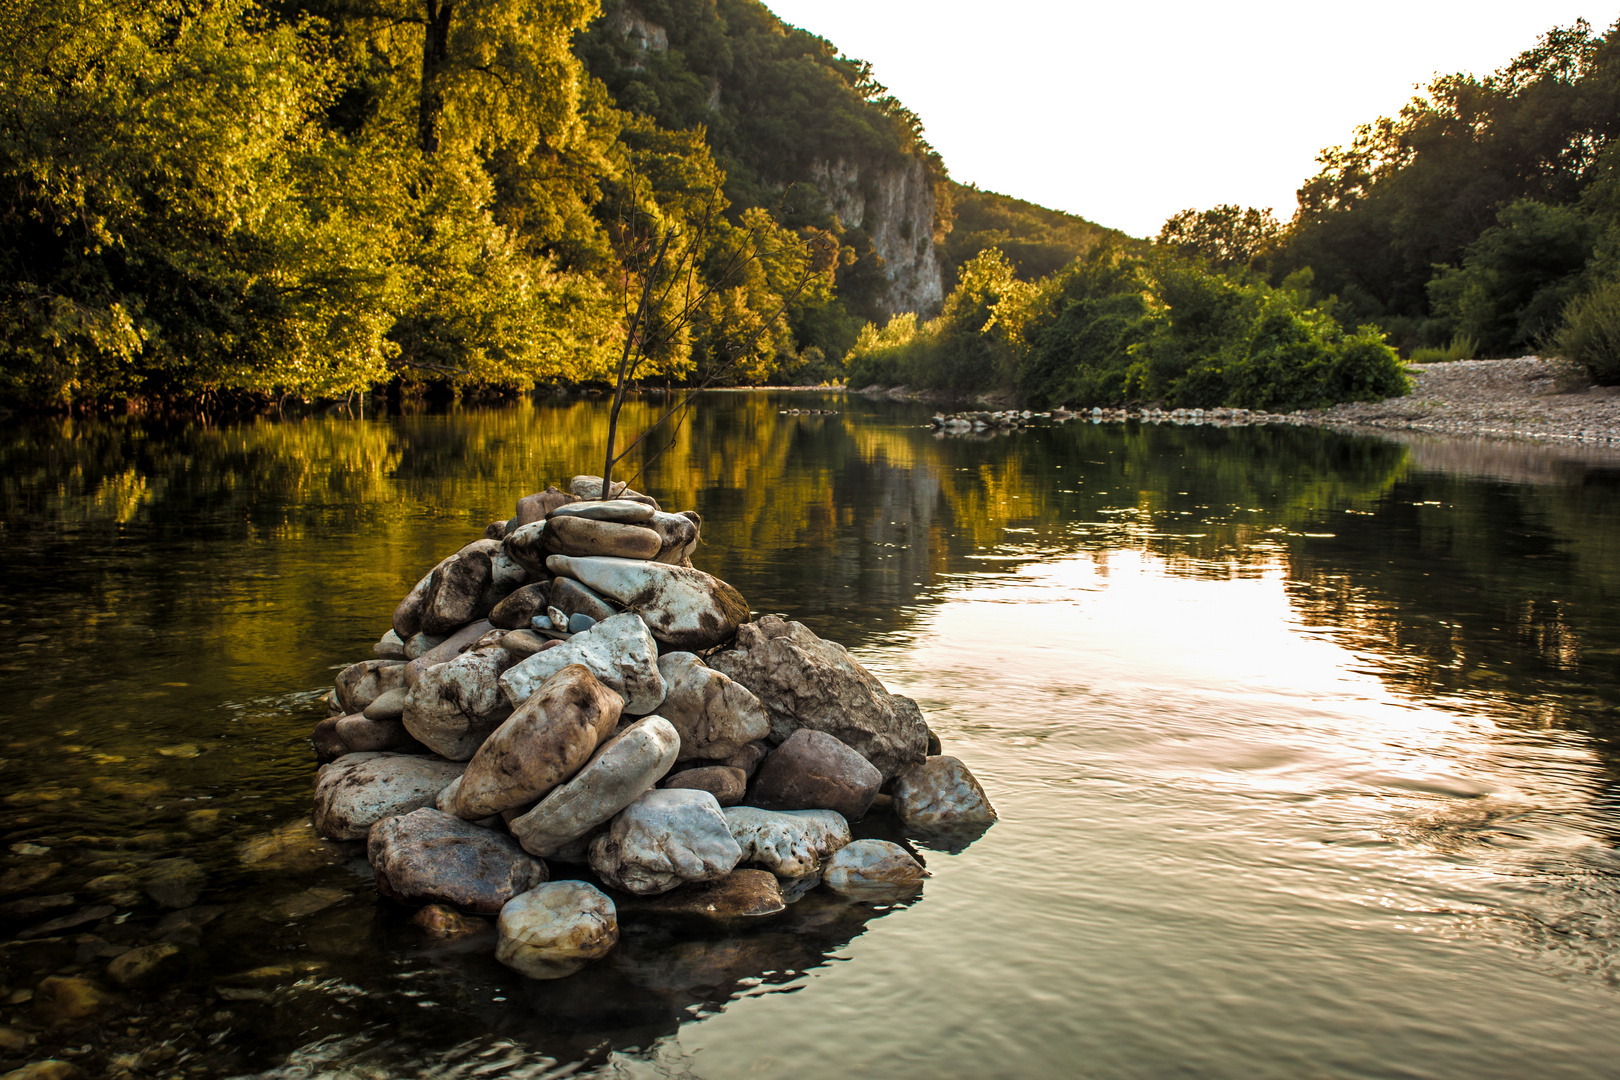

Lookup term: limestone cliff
[809,157,944,315]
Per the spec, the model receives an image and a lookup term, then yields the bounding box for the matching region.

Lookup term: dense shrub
[1552,279,1620,383]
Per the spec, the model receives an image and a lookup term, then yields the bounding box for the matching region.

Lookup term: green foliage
[1408,335,1479,363]
[1551,278,1620,382]
[942,183,1124,290]
[1156,205,1283,272]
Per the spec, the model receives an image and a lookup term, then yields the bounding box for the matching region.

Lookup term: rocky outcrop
[809,156,943,315]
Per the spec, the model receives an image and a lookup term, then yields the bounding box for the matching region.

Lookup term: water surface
[2,394,1619,1078]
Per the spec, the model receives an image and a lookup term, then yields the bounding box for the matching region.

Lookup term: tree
[1157,205,1283,272]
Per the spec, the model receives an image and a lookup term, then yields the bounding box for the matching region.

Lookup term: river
[2,391,1618,1079]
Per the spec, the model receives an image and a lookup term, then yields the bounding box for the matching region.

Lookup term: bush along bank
[310,476,996,979]
[846,247,1410,412]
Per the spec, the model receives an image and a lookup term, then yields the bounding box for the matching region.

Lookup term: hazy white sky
[762,1,1614,238]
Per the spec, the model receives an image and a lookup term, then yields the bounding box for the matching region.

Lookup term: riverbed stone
[569,476,660,508]
[747,729,881,821]
[373,630,408,660]
[725,740,770,779]
[334,659,407,714]
[543,515,663,560]
[627,868,784,920]
[362,686,408,720]
[512,486,577,530]
[421,541,500,634]
[665,766,747,806]
[821,839,929,902]
[724,807,850,878]
[502,521,550,576]
[403,620,494,687]
[392,570,436,640]
[647,510,700,566]
[495,881,618,980]
[335,713,424,754]
[548,575,619,623]
[708,616,928,781]
[412,903,489,939]
[402,646,514,759]
[508,716,680,858]
[312,753,464,840]
[31,976,119,1026]
[489,582,550,629]
[312,715,347,762]
[484,520,508,540]
[404,631,446,659]
[892,755,997,830]
[454,664,623,818]
[548,498,656,524]
[495,629,554,661]
[499,612,665,715]
[105,942,186,989]
[655,652,771,760]
[588,788,742,895]
[546,556,749,650]
[2,1062,81,1080]
[368,808,547,914]
[142,858,206,909]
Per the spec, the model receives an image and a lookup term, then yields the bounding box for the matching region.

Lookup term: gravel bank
[1291,357,1620,445]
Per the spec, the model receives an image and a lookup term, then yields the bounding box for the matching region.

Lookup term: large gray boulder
[312,753,464,840]
[654,652,770,760]
[708,616,928,781]
[508,716,679,858]
[368,808,547,913]
[495,881,618,979]
[454,664,623,819]
[546,556,749,650]
[498,612,665,715]
[587,788,741,895]
[402,646,515,760]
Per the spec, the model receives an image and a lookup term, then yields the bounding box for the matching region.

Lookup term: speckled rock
[489,582,550,629]
[495,881,618,979]
[502,522,550,577]
[569,476,659,508]
[403,620,495,687]
[548,498,656,524]
[723,806,850,878]
[546,556,749,650]
[588,788,741,895]
[511,486,577,530]
[665,765,747,806]
[647,510,700,566]
[368,808,547,914]
[822,838,929,902]
[708,616,927,781]
[543,515,662,560]
[454,664,623,819]
[547,575,619,623]
[403,630,446,659]
[654,652,770,760]
[747,729,881,820]
[105,943,187,989]
[392,570,436,640]
[420,540,500,634]
[312,753,464,840]
[892,755,997,830]
[498,612,665,716]
[508,716,679,858]
[334,659,407,714]
[402,646,514,760]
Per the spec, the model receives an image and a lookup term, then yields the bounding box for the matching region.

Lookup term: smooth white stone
[509,716,680,857]
[723,807,850,878]
[547,499,657,524]
[498,612,665,715]
[587,788,741,895]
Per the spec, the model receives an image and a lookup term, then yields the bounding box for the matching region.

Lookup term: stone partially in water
[420,540,499,635]
[708,616,928,781]
[336,713,424,754]
[891,756,997,831]
[822,839,929,902]
[489,582,551,629]
[546,556,749,650]
[655,652,770,760]
[368,808,547,914]
[402,647,514,760]
[665,765,747,806]
[105,942,186,988]
[724,806,850,878]
[628,869,784,920]
[141,858,206,909]
[498,612,665,716]
[543,515,662,560]
[454,664,623,819]
[747,729,882,821]
[588,788,742,895]
[392,570,435,641]
[412,903,489,939]
[311,716,347,763]
[508,716,680,858]
[548,498,656,524]
[311,753,464,841]
[495,881,618,980]
[334,659,407,714]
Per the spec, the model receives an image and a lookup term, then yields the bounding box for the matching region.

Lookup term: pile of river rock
[308,475,995,979]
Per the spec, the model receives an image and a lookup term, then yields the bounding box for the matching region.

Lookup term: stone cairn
[310,475,996,980]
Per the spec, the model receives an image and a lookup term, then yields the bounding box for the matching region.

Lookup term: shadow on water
[3,395,1620,1076]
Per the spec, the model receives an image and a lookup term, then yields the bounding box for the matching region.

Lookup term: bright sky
[762,1,1614,238]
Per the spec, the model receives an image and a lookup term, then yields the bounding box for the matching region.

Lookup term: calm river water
[3,392,1620,1079]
